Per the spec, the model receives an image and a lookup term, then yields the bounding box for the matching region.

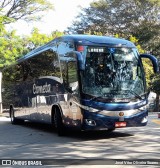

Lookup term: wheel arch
[51,104,63,124]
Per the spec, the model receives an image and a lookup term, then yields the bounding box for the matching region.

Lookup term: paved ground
[0,112,160,168]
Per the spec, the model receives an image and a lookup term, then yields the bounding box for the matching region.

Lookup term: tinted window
[60,54,78,92]
[58,41,74,56]
[25,49,61,80]
[68,61,78,84]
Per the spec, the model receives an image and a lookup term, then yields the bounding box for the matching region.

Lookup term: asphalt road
[0,113,160,168]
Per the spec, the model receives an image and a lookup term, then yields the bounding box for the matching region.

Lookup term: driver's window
[68,61,78,92]
[137,66,143,78]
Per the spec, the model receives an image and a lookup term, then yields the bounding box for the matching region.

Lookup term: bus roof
[60,35,135,47]
[19,35,136,62]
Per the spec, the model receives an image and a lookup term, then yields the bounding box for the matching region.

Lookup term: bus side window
[57,41,74,57]
[67,61,78,92]
[60,56,78,93]
[28,50,61,80]
[61,60,68,87]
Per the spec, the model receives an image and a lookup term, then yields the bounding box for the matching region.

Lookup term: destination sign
[87,47,105,53]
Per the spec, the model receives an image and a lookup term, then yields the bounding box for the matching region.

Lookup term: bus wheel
[10,108,23,125]
[54,108,65,136]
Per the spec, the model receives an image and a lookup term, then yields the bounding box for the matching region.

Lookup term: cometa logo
[33,83,51,94]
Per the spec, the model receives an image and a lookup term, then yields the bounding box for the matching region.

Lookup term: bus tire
[10,107,24,125]
[54,108,65,136]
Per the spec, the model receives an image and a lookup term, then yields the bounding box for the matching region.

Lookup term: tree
[0,28,64,69]
[0,0,54,113]
[0,9,11,34]
[68,0,160,55]
[27,27,53,49]
[27,28,64,49]
[132,21,160,56]
[0,30,28,68]
[0,15,5,34]
[150,74,160,111]
[68,0,160,34]
[0,14,5,33]
[51,31,64,40]
[0,0,54,24]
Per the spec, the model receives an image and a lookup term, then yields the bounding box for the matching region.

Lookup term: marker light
[77,46,84,52]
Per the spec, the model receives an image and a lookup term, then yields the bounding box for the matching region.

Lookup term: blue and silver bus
[2,35,159,135]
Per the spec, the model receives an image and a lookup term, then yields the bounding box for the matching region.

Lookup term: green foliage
[128,35,144,54]
[132,21,160,56]
[0,0,54,23]
[142,58,154,88]
[0,15,5,33]
[0,0,54,69]
[68,0,160,56]
[27,28,53,49]
[0,30,28,68]
[150,74,160,94]
[27,29,64,49]
[51,31,64,39]
[0,9,12,35]
[85,0,159,33]
[0,28,64,69]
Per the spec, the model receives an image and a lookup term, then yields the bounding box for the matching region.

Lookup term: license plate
[115,122,126,127]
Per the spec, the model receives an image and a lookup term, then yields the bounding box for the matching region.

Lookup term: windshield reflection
[81,47,145,102]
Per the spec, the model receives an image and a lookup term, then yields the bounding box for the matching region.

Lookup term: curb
[148,112,160,115]
[0,113,9,118]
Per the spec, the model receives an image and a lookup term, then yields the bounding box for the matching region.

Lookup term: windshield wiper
[127,90,143,100]
[89,96,104,101]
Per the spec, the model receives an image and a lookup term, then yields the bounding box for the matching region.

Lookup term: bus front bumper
[82,110,148,131]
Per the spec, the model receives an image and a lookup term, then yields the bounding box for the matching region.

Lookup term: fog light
[85,119,96,126]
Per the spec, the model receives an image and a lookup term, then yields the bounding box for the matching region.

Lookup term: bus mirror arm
[146,90,150,99]
[67,87,73,93]
[140,54,159,73]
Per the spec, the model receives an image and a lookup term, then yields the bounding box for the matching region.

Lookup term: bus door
[60,53,83,129]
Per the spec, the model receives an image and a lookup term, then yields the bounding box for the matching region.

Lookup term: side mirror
[140,54,159,73]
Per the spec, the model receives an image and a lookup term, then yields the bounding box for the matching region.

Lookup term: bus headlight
[141,116,148,123]
[85,119,96,126]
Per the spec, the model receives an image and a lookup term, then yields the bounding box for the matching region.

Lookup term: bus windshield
[81,46,145,102]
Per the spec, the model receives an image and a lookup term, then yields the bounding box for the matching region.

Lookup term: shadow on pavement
[19,121,133,140]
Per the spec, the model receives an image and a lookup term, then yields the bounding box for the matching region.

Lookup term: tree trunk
[154,93,159,112]
[0,72,2,113]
